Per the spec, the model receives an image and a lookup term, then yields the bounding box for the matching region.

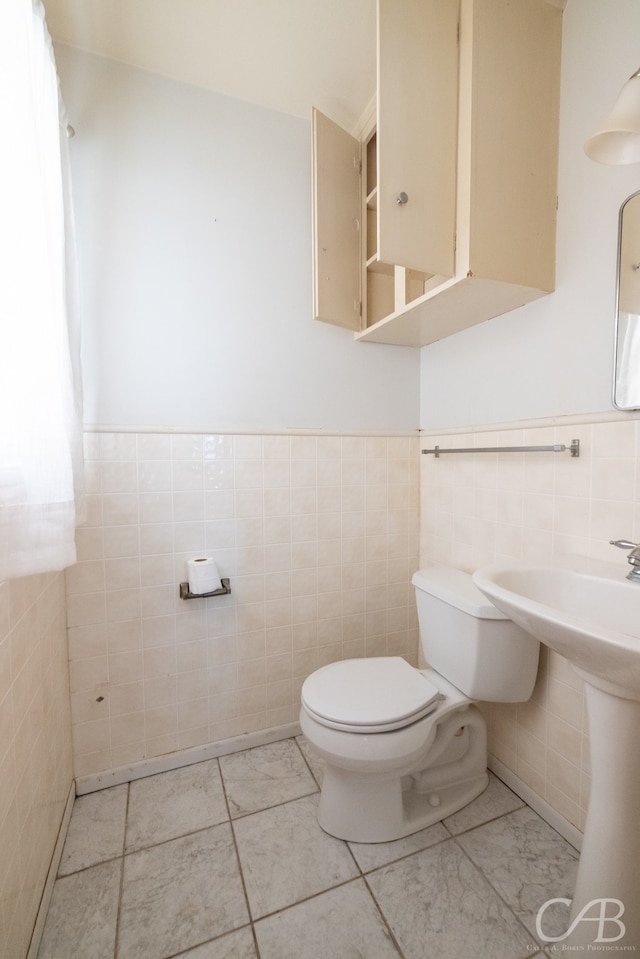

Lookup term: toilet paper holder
[179,578,231,600]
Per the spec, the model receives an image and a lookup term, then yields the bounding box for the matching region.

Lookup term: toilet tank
[412,566,539,702]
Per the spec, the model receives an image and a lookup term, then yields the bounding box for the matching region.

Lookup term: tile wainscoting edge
[84,424,421,437]
[420,407,640,437]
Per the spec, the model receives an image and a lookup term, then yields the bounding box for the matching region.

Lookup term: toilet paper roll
[187,557,222,595]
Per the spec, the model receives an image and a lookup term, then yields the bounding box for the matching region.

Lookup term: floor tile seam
[56,782,133,881]
[441,801,527,840]
[221,759,368,937]
[292,734,322,789]
[359,872,408,959]
[113,780,130,959]
[344,837,366,877]
[350,831,456,878]
[219,756,260,948]
[225,785,321,822]
[122,815,232,856]
[120,751,231,855]
[150,922,256,959]
[56,850,125,880]
[114,759,255,959]
[226,804,270,933]
[451,834,542,952]
[249,874,372,926]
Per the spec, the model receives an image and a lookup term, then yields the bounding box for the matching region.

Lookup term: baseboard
[75,721,302,795]
[27,780,76,959]
[74,731,581,855]
[488,755,583,852]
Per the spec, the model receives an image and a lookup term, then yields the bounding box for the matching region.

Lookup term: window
[0,0,83,581]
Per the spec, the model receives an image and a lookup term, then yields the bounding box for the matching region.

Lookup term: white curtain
[0,0,84,581]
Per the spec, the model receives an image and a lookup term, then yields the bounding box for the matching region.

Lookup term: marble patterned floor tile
[175,927,258,958]
[58,784,128,875]
[118,824,249,959]
[37,859,121,959]
[456,806,579,943]
[232,794,359,919]
[367,839,536,959]
[37,736,583,959]
[295,734,325,785]
[219,739,318,817]
[254,879,402,959]
[442,772,525,835]
[348,820,449,873]
[125,758,228,851]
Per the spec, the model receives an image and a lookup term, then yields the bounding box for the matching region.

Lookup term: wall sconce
[585,68,640,164]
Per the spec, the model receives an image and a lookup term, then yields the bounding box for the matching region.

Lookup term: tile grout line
[217,755,264,958]
[41,736,575,958]
[113,780,130,959]
[360,873,408,959]
[292,734,322,790]
[219,739,373,951]
[452,824,555,957]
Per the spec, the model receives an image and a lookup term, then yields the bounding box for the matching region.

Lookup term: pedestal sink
[473,558,640,957]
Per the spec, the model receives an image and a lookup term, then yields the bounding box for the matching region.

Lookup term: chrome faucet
[610,539,640,582]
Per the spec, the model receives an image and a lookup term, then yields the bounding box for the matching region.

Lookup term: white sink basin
[473,558,640,700]
[474,557,640,952]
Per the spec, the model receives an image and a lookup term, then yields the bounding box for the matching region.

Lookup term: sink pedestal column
[566,681,640,955]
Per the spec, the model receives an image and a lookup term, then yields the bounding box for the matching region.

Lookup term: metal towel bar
[421,439,580,458]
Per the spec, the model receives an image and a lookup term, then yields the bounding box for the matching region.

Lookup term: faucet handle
[610,540,640,580]
[610,539,639,550]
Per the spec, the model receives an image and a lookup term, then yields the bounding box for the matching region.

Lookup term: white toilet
[299,566,539,843]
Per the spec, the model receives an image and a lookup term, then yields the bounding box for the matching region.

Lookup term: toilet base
[311,700,490,843]
[318,766,488,843]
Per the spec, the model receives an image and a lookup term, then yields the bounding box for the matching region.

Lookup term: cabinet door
[377,0,458,277]
[311,108,362,330]
[467,0,561,291]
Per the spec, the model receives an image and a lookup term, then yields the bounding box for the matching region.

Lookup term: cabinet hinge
[354,155,362,174]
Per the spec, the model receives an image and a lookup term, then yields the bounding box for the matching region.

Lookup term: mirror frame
[613,189,640,410]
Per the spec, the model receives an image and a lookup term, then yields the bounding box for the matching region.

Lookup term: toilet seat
[301,657,442,733]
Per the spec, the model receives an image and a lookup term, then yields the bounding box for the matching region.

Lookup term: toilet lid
[301,657,442,732]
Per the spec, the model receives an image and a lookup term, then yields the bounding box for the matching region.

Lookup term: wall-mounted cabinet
[312,0,563,347]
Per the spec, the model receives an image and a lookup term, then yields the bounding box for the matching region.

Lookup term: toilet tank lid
[412,566,509,620]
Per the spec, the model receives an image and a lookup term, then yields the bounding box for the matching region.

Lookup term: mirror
[614,190,640,409]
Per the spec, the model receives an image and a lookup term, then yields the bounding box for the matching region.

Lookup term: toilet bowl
[300,566,539,843]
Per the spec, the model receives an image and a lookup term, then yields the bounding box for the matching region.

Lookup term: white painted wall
[56,46,419,433]
[58,0,639,437]
[420,0,640,430]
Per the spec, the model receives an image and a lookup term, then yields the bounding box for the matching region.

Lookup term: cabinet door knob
[396,192,409,205]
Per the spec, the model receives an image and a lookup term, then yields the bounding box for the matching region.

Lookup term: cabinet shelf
[356,274,550,346]
[366,256,394,275]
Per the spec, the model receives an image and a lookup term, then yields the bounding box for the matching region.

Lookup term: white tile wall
[64,416,639,834]
[67,432,420,777]
[0,571,73,959]
[420,416,640,831]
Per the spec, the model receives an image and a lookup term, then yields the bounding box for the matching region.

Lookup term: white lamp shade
[585,69,640,165]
